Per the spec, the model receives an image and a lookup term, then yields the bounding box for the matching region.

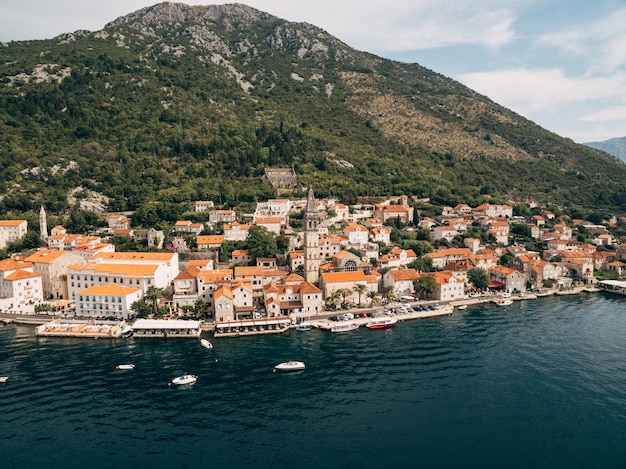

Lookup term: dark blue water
[2,293,626,468]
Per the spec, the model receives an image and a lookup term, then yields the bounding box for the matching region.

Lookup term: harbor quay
[0,285,602,339]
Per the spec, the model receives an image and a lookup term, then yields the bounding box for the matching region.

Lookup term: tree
[130,299,152,318]
[367,290,380,306]
[245,226,278,262]
[413,275,437,300]
[326,289,342,309]
[143,286,166,315]
[381,286,394,305]
[352,283,368,307]
[467,267,490,290]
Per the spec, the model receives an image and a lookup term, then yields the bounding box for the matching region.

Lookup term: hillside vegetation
[1,2,626,221]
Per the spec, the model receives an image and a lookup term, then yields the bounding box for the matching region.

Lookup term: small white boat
[296,325,312,331]
[200,338,213,349]
[0,376,8,383]
[115,364,135,370]
[170,374,197,386]
[330,322,359,333]
[495,299,513,307]
[457,305,467,310]
[274,361,306,372]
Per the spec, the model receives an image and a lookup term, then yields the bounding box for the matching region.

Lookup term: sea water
[2,293,626,468]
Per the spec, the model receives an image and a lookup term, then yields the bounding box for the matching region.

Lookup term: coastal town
[1,186,626,338]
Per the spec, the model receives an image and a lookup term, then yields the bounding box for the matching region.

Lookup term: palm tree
[326,289,342,310]
[144,286,165,316]
[340,288,351,308]
[381,286,394,305]
[352,283,369,307]
[367,290,380,306]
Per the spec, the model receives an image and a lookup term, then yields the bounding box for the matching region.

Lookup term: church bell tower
[303,188,321,284]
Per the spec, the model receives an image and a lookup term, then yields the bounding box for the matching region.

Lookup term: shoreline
[0,286,604,336]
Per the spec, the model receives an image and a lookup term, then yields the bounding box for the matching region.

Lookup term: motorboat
[296,325,312,331]
[365,317,398,329]
[170,374,197,386]
[120,325,134,338]
[495,299,513,306]
[200,338,213,349]
[330,322,359,333]
[115,364,135,370]
[457,304,467,310]
[273,361,306,372]
[0,376,8,383]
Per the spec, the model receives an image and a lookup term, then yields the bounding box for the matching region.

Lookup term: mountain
[584,136,626,162]
[1,1,626,219]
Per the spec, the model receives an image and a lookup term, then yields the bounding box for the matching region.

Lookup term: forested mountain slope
[1,2,625,218]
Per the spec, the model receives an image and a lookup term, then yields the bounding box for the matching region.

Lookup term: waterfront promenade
[0,285,600,335]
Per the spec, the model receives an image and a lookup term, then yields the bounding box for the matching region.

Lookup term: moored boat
[116,364,135,370]
[273,361,306,372]
[495,299,513,306]
[170,374,197,386]
[330,322,359,333]
[365,317,398,329]
[200,338,213,349]
[295,324,312,331]
[457,304,467,310]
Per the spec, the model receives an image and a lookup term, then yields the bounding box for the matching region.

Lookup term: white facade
[0,220,27,250]
[75,284,142,319]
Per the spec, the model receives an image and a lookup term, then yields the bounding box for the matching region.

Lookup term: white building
[0,257,44,313]
[0,220,28,250]
[89,252,179,287]
[75,284,142,319]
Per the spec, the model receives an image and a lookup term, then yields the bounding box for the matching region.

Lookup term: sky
[1,0,625,143]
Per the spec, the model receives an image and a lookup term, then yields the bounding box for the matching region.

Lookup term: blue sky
[1,0,625,143]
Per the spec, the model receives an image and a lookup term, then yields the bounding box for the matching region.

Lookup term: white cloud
[580,106,626,123]
[457,68,626,115]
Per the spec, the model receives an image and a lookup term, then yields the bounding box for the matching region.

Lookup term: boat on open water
[169,374,197,386]
[495,299,513,306]
[273,361,306,372]
[200,338,213,349]
[0,376,8,383]
[116,364,135,370]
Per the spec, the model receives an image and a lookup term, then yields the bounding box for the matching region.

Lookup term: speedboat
[116,364,135,370]
[0,376,8,383]
[330,322,359,333]
[170,374,197,386]
[200,338,213,349]
[457,304,467,310]
[365,317,398,329]
[274,361,306,372]
[495,299,513,306]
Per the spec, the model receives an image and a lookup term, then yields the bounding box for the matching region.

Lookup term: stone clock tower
[303,188,321,285]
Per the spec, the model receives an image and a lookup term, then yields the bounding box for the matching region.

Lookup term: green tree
[130,299,152,318]
[352,283,368,307]
[467,267,490,290]
[143,286,166,315]
[413,275,437,300]
[245,226,278,262]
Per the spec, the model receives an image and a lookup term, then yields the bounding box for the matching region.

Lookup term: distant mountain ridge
[1,1,626,217]
[584,136,626,162]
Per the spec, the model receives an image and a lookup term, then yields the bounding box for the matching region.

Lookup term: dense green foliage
[1,2,626,226]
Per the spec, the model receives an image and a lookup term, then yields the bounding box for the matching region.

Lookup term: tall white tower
[39,206,48,243]
[303,188,321,285]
